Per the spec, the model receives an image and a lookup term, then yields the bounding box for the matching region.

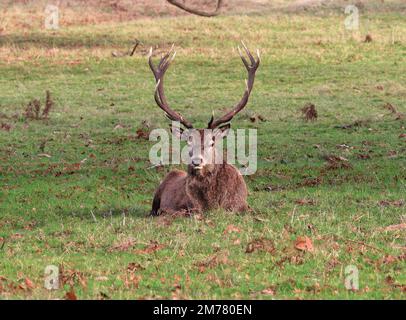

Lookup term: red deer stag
[148,43,260,215]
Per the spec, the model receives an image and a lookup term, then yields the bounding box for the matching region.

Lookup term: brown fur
[150,163,248,215]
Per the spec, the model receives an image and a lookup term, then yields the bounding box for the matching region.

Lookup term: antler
[208,42,260,129]
[148,46,193,129]
[167,0,223,17]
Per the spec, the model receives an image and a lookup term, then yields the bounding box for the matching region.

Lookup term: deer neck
[185,164,225,207]
[187,163,223,180]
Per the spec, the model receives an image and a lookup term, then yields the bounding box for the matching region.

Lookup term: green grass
[0,5,405,299]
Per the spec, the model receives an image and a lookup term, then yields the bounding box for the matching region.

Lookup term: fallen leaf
[123,273,141,289]
[25,277,34,290]
[381,255,397,265]
[223,224,241,234]
[324,155,352,170]
[109,238,136,252]
[295,199,315,206]
[11,233,24,239]
[65,287,77,300]
[299,177,322,187]
[378,200,404,208]
[326,257,341,272]
[135,241,165,254]
[300,103,317,121]
[261,288,276,295]
[1,123,12,131]
[245,238,275,254]
[127,263,144,272]
[60,267,87,288]
[364,34,373,42]
[294,236,314,252]
[357,153,371,160]
[195,250,229,271]
[62,163,81,174]
[136,128,150,140]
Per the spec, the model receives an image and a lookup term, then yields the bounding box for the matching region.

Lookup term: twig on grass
[129,40,140,56]
[90,210,97,223]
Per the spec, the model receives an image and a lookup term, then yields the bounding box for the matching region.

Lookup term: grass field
[0,0,405,299]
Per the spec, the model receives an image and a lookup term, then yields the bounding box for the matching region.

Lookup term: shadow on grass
[0,33,134,49]
[55,205,150,221]
[275,0,406,15]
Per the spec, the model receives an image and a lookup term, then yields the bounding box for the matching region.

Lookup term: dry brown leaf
[135,241,165,254]
[378,200,404,207]
[109,238,136,252]
[324,155,352,170]
[195,250,229,271]
[295,198,315,206]
[261,287,276,295]
[62,163,81,173]
[123,273,141,289]
[65,287,77,300]
[223,224,241,234]
[136,128,150,140]
[301,103,318,121]
[60,267,87,288]
[25,277,34,290]
[294,236,314,252]
[381,255,397,265]
[245,238,275,254]
[1,123,12,131]
[127,263,144,272]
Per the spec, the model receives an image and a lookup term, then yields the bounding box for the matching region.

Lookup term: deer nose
[192,158,202,166]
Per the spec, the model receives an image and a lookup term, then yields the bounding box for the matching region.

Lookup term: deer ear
[170,126,184,139]
[213,124,231,140]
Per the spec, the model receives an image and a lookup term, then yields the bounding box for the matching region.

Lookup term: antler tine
[148,47,193,129]
[208,42,260,129]
[158,44,175,70]
[241,41,256,65]
[237,46,250,70]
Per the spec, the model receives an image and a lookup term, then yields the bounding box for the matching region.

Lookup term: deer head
[148,42,260,174]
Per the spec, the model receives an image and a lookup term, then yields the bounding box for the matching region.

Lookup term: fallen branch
[167,0,223,17]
